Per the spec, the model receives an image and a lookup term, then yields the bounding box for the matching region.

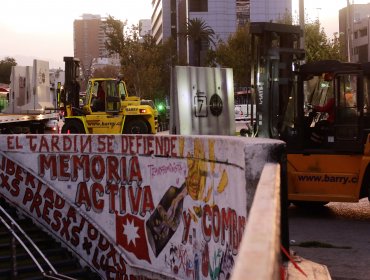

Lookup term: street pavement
[289,199,370,280]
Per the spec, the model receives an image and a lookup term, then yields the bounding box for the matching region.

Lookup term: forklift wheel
[61,120,85,134]
[123,119,149,134]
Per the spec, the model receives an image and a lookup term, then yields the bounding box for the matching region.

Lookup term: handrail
[0,205,76,280]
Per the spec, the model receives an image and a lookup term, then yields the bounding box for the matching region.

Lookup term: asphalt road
[288,198,370,280]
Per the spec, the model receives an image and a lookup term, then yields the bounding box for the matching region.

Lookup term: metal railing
[0,205,77,280]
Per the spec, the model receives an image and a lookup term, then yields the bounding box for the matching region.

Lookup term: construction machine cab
[287,60,368,153]
[248,23,369,153]
[82,78,123,114]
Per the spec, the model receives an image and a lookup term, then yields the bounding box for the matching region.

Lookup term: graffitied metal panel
[170,66,236,135]
[0,134,260,279]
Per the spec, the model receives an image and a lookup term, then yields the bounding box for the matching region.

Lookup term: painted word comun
[0,134,254,280]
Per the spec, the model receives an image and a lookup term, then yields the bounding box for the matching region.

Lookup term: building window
[359,28,367,37]
[189,0,208,12]
[358,44,368,62]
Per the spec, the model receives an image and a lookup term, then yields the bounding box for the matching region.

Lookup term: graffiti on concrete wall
[0,135,247,279]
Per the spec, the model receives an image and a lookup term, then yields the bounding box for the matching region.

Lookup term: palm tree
[184,18,215,66]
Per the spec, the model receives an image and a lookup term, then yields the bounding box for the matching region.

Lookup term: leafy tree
[183,18,215,66]
[105,16,160,98]
[276,10,294,25]
[304,20,345,62]
[209,24,251,87]
[276,13,345,62]
[104,16,172,101]
[0,57,17,84]
[104,16,126,55]
[209,19,345,87]
[155,37,177,101]
[92,65,120,78]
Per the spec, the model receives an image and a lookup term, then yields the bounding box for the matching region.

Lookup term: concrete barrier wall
[0,134,284,279]
[231,163,281,280]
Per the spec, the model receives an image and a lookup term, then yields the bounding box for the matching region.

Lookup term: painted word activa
[75,183,154,216]
[38,154,142,185]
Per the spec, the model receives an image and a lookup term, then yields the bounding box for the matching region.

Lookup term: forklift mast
[250,22,305,138]
[62,57,81,109]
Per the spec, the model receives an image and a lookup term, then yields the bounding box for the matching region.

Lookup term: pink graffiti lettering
[148,162,186,178]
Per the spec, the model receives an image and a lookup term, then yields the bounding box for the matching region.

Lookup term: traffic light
[157,103,165,114]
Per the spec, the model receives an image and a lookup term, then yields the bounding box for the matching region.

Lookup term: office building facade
[250,0,291,22]
[151,0,291,64]
[74,14,120,78]
[139,19,152,36]
[339,3,370,63]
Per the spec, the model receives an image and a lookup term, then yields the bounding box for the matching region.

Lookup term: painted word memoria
[38,154,142,185]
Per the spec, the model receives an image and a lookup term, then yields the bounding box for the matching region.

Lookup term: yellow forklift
[60,57,158,134]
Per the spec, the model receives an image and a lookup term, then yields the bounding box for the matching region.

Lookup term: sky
[292,0,356,36]
[0,0,368,69]
[0,0,152,69]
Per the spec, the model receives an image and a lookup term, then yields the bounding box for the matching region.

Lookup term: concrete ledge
[286,254,332,280]
[231,163,281,280]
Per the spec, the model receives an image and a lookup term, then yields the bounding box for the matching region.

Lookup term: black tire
[30,124,45,134]
[61,119,85,134]
[359,166,370,200]
[1,126,15,134]
[72,107,86,116]
[240,128,248,137]
[38,124,45,134]
[291,200,329,208]
[123,119,148,134]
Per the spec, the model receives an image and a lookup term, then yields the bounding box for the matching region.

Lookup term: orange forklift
[249,23,370,207]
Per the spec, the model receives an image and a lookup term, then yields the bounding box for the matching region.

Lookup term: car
[45,119,58,132]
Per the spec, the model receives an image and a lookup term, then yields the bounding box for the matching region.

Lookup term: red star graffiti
[116,213,151,263]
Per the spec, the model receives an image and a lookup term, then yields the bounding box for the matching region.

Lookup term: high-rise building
[250,0,291,22]
[151,0,291,65]
[139,19,152,37]
[237,0,250,27]
[339,3,370,63]
[151,0,172,45]
[74,14,120,78]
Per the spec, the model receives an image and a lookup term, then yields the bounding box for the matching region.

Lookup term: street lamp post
[346,0,352,62]
[299,0,305,48]
[316,7,322,21]
[368,16,370,62]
